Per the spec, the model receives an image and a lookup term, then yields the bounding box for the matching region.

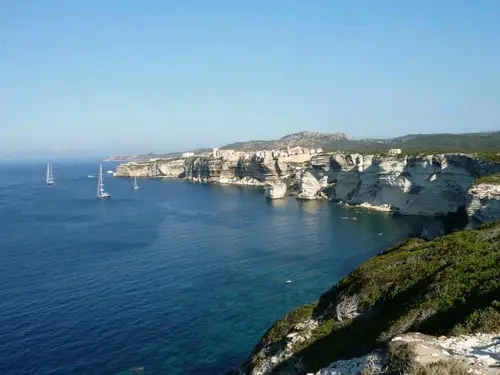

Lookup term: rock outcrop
[115,158,185,178]
[306,351,386,375]
[231,222,500,375]
[297,172,325,200]
[116,155,294,185]
[116,153,500,221]
[387,332,500,375]
[265,182,287,199]
[467,182,500,226]
[305,332,500,375]
[310,153,500,216]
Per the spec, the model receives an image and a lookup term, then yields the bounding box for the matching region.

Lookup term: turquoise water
[0,161,430,374]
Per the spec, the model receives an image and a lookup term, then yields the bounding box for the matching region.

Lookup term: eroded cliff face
[265,182,287,199]
[116,155,295,185]
[116,153,500,220]
[467,183,500,226]
[230,222,500,375]
[115,158,185,178]
[310,153,500,216]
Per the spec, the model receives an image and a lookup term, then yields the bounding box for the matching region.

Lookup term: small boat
[97,164,111,199]
[107,170,114,174]
[46,162,55,186]
[133,176,139,190]
[88,175,94,178]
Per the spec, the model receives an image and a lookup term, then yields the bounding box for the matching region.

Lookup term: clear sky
[1,0,499,157]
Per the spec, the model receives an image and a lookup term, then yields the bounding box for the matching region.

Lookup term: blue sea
[0,160,430,375]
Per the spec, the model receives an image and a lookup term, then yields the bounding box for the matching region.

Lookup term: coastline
[229,221,500,375]
[111,152,500,374]
[113,152,500,228]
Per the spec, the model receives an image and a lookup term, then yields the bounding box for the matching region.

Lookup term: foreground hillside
[231,221,500,374]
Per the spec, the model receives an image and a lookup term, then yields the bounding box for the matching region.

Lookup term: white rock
[390,332,500,374]
[297,172,323,200]
[467,183,500,225]
[265,182,287,199]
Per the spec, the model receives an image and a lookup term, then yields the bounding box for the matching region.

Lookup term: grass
[474,173,500,185]
[259,303,316,347]
[319,149,500,163]
[242,221,500,374]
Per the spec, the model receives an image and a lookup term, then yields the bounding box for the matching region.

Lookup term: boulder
[265,182,287,199]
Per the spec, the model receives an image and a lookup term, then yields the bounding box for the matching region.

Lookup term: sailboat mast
[97,164,102,196]
[46,162,54,184]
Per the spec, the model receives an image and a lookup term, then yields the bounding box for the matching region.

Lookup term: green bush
[246,221,500,373]
[474,173,500,185]
[259,303,316,347]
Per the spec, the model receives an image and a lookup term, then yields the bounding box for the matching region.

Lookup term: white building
[388,148,402,155]
[182,152,195,158]
[212,148,219,158]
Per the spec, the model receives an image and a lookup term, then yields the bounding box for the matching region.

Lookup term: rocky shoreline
[228,221,500,375]
[114,150,500,375]
[115,152,500,227]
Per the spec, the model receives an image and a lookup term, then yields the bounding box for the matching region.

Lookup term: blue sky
[1,0,499,156]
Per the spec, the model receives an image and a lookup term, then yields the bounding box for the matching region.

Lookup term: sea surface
[0,160,431,375]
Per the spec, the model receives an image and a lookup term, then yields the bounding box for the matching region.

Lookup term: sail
[97,164,111,198]
[97,165,101,196]
[46,163,54,185]
[97,164,104,196]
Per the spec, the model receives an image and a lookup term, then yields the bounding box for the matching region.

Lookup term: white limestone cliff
[116,155,292,185]
[265,182,287,199]
[314,153,500,216]
[297,172,326,200]
[115,153,500,221]
[467,182,500,225]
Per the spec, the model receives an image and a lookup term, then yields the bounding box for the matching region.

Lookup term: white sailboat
[97,164,111,199]
[46,162,55,185]
[133,176,139,190]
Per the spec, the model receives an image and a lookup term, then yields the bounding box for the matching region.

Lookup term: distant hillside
[221,131,349,150]
[221,131,500,152]
[108,130,500,161]
[388,132,500,151]
[133,152,182,161]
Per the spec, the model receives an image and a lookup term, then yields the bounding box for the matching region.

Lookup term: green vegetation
[474,173,500,185]
[221,131,500,154]
[254,221,500,373]
[320,148,500,162]
[260,303,316,347]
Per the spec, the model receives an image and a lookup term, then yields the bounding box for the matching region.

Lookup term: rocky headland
[112,132,500,374]
[229,221,500,375]
[115,150,500,227]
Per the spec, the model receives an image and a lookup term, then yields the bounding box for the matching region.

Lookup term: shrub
[245,221,500,373]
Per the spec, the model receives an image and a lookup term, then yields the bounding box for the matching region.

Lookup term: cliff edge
[231,221,500,375]
[116,153,500,225]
